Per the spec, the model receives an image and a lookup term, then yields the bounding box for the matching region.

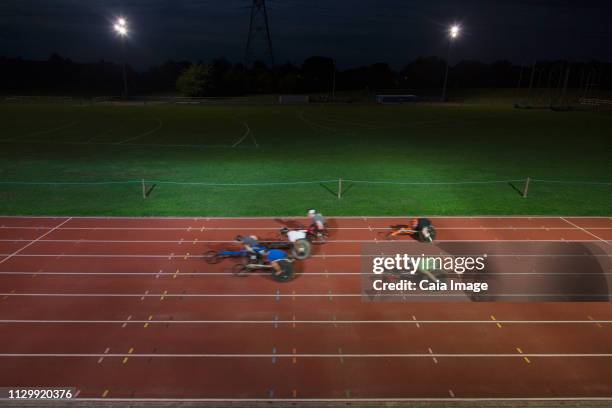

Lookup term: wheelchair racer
[218,235,266,260]
[307,209,328,236]
[266,248,291,278]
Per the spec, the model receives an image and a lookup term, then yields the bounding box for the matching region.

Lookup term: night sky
[1,0,611,70]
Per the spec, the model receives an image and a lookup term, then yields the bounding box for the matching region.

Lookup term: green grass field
[0,102,610,216]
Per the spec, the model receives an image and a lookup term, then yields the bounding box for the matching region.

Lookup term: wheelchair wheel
[418,226,437,242]
[271,260,294,282]
[291,239,311,260]
[203,250,220,264]
[232,263,249,277]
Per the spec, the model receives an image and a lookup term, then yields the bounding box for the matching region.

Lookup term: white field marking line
[250,129,259,148]
[85,128,113,144]
[0,352,611,358]
[0,139,245,150]
[21,121,78,140]
[0,218,72,265]
[231,122,251,147]
[297,110,339,133]
[3,271,611,277]
[561,217,610,246]
[2,293,611,298]
[0,215,609,219]
[305,112,384,130]
[1,319,611,324]
[116,118,163,144]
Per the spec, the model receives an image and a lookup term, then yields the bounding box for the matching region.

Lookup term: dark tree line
[0,53,610,97]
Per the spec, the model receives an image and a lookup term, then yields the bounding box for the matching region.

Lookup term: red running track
[0,215,611,402]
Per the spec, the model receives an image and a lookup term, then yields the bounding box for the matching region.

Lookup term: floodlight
[114,17,128,37]
[449,25,460,39]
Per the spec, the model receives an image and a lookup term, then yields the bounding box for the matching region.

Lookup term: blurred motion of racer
[388,217,436,242]
[235,235,266,258]
[307,209,327,236]
[410,217,432,232]
[237,235,259,252]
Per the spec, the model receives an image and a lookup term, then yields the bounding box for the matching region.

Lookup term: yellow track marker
[102,390,109,398]
[2,289,15,300]
[292,315,296,328]
[122,348,134,364]
[161,290,167,301]
[588,315,603,328]
[140,290,149,301]
[144,315,153,328]
[292,348,297,364]
[491,315,502,328]
[168,253,174,260]
[193,238,198,245]
[98,347,110,364]
[173,269,179,279]
[516,347,530,364]
[184,252,190,260]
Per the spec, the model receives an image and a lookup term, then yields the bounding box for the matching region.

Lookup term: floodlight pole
[121,38,128,99]
[441,39,452,102]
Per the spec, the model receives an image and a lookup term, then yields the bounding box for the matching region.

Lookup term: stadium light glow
[449,25,460,39]
[114,17,128,37]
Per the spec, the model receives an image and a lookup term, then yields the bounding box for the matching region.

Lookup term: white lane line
[0,352,610,358]
[1,215,610,219]
[0,218,72,265]
[231,122,251,147]
[1,319,610,324]
[0,293,609,298]
[2,271,610,276]
[5,225,610,231]
[0,253,607,259]
[561,217,610,245]
[116,118,163,144]
[34,398,612,402]
[0,238,604,244]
